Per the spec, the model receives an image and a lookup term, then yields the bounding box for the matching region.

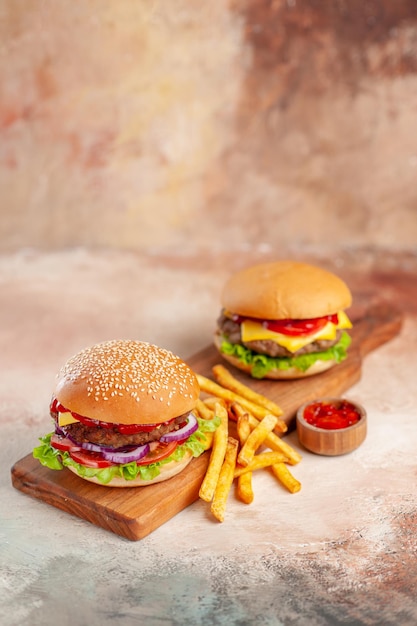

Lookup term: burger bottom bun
[66,450,193,488]
[214,336,336,380]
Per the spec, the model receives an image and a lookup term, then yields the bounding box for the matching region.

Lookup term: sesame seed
[58,339,198,410]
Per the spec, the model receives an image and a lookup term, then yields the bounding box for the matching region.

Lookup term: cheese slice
[58,411,79,427]
[335,310,352,329]
[241,311,352,354]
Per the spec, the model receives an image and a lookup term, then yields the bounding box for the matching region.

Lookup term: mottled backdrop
[0,0,416,255]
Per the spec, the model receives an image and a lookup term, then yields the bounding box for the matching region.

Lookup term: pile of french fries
[194,364,302,523]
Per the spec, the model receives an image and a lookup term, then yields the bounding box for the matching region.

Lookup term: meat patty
[217,309,341,358]
[217,311,241,343]
[58,412,190,449]
[244,333,342,358]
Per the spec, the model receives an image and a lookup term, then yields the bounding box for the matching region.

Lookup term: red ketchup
[303,400,361,430]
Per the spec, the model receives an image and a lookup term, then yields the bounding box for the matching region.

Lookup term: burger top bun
[54,340,200,426]
[221,261,352,320]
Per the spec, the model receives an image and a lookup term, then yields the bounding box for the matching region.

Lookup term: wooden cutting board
[11,303,403,541]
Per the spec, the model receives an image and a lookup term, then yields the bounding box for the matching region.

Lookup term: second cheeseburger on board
[214,260,353,379]
[33,340,218,487]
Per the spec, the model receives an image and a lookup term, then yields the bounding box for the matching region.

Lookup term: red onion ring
[102,443,150,464]
[160,413,198,443]
[60,430,138,454]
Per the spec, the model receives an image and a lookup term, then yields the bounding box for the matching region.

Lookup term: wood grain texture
[11,451,211,541]
[10,303,402,541]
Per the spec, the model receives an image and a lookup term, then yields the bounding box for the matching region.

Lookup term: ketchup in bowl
[296,397,367,456]
[303,400,361,430]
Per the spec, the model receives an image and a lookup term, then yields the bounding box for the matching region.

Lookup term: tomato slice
[70,413,164,434]
[50,397,173,435]
[50,433,81,453]
[264,316,330,336]
[136,440,178,465]
[69,448,113,468]
[232,313,338,337]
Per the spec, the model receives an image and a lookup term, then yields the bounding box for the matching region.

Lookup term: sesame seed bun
[54,340,200,426]
[221,260,352,320]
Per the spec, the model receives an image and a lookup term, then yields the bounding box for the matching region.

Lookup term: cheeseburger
[214,260,353,379]
[34,340,218,487]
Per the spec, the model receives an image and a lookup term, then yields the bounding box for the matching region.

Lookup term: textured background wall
[1,0,416,255]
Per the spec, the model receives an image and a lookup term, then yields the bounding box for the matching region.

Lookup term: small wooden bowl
[296,397,367,456]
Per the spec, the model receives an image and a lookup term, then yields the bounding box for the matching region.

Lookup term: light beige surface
[1,248,416,625]
[1,1,417,622]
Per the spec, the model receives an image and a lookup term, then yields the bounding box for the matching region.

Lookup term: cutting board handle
[351,303,403,357]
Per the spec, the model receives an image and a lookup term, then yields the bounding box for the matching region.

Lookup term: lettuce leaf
[32,414,221,485]
[33,433,63,470]
[220,331,352,379]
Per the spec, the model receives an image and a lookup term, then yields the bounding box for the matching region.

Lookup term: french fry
[267,435,302,466]
[230,403,302,465]
[194,399,216,450]
[236,412,254,504]
[195,398,214,421]
[212,364,283,416]
[230,404,301,465]
[234,451,288,477]
[237,413,277,467]
[198,403,228,502]
[271,463,301,494]
[203,396,227,410]
[261,427,302,465]
[236,471,254,504]
[197,374,287,432]
[198,374,262,415]
[197,370,304,519]
[201,431,215,451]
[211,437,239,522]
[236,412,251,443]
[229,401,249,422]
